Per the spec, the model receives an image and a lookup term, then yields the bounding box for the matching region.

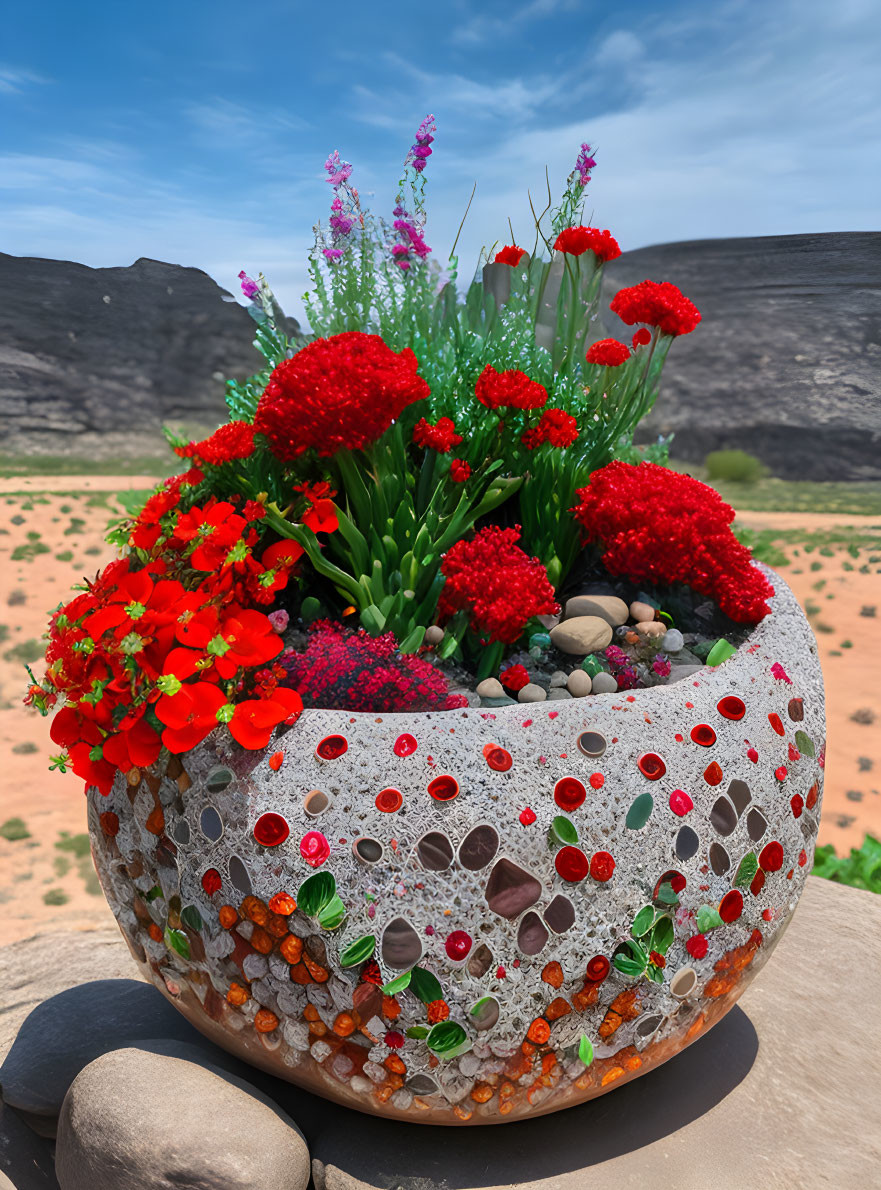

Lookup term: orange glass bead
[254,1008,279,1033]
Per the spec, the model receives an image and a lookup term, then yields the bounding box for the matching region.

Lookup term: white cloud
[0,65,49,94]
[451,0,580,47]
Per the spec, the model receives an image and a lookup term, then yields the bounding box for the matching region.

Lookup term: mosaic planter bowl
[89,565,824,1124]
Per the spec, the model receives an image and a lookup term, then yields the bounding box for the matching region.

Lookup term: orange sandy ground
[0,480,878,946]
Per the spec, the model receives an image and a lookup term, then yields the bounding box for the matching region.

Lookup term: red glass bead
[384,1030,405,1049]
[585,955,610,982]
[690,723,716,747]
[555,846,589,882]
[268,750,284,771]
[790,794,804,818]
[759,840,784,872]
[749,928,764,948]
[747,748,759,763]
[484,745,513,772]
[767,712,785,737]
[798,849,808,867]
[775,766,788,782]
[253,812,290,848]
[637,753,666,780]
[519,807,537,825]
[750,869,766,896]
[554,776,586,811]
[788,743,800,761]
[316,735,348,760]
[686,934,708,960]
[428,775,459,802]
[703,761,723,786]
[806,781,819,809]
[589,850,616,882]
[201,868,222,895]
[589,772,604,790]
[99,811,119,837]
[669,789,693,817]
[300,830,330,866]
[719,889,744,923]
[717,695,745,720]
[375,788,403,813]
[445,930,473,960]
[654,869,686,897]
[393,733,418,757]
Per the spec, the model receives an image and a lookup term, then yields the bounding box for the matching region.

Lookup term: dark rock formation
[601,232,881,480]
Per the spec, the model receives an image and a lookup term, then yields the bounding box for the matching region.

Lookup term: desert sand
[0,481,878,945]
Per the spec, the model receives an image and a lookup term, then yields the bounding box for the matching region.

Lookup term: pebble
[564,595,628,626]
[528,631,552,651]
[550,616,613,656]
[566,670,592,697]
[662,628,685,653]
[55,1046,310,1190]
[636,620,667,639]
[476,678,504,699]
[590,671,619,694]
[424,625,445,646]
[479,695,518,708]
[630,600,656,623]
[549,670,569,688]
[547,689,572,700]
[518,683,547,703]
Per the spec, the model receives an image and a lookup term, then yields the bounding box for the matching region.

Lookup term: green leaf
[340,934,375,968]
[144,885,163,902]
[656,881,680,906]
[551,815,579,846]
[297,870,337,917]
[180,905,203,932]
[649,915,674,956]
[613,956,647,978]
[426,1020,469,1058]
[360,604,387,635]
[697,905,724,933]
[164,927,190,960]
[794,730,815,758]
[625,792,654,831]
[406,1025,430,1039]
[706,638,738,666]
[577,1035,594,1066]
[734,851,759,887]
[645,963,665,984]
[381,971,412,996]
[632,904,657,938]
[410,966,443,1004]
[317,893,346,930]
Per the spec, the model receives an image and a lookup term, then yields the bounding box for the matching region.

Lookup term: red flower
[261,538,305,569]
[450,458,471,482]
[413,416,462,453]
[571,461,774,622]
[176,422,256,467]
[129,469,203,552]
[610,280,701,337]
[500,664,529,692]
[438,526,559,644]
[475,365,548,411]
[255,331,429,459]
[585,338,630,367]
[553,226,621,262]
[632,328,652,348]
[227,688,303,749]
[494,245,526,266]
[155,682,228,753]
[521,408,578,450]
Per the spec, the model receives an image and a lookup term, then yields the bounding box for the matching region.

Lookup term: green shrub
[0,817,31,841]
[705,449,768,484]
[812,835,881,894]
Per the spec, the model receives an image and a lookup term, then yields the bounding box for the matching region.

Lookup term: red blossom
[571,462,774,622]
[585,338,630,367]
[413,416,462,453]
[521,408,579,450]
[438,526,559,644]
[632,328,652,348]
[610,280,701,337]
[475,365,548,411]
[227,688,303,749]
[155,682,228,752]
[553,226,621,262]
[176,422,256,467]
[254,331,429,459]
[494,245,526,266]
[500,664,529,692]
[450,458,471,482]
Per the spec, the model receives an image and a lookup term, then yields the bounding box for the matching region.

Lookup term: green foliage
[812,835,881,894]
[0,817,31,841]
[705,449,768,484]
[4,638,45,666]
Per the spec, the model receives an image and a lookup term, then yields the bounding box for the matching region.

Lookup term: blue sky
[2,0,878,322]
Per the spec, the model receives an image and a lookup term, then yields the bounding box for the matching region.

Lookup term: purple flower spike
[575,142,597,187]
[324,149,353,187]
[238,270,260,300]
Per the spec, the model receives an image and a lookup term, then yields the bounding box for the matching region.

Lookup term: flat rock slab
[0,878,879,1189]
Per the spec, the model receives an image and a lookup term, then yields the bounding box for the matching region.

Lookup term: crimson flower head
[521,407,579,450]
[449,458,471,483]
[475,364,548,411]
[494,245,526,267]
[413,416,462,453]
[500,663,529,692]
[255,332,429,459]
[632,327,652,348]
[610,280,701,337]
[585,338,630,367]
[553,226,621,262]
[175,422,256,467]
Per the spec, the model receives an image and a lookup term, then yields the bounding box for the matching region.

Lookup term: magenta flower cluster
[238,270,260,301]
[391,206,431,271]
[406,113,436,175]
[575,142,597,187]
[322,151,359,263]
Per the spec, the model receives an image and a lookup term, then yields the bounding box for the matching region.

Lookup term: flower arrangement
[27,116,775,793]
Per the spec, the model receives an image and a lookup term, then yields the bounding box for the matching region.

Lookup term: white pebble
[518,683,547,702]
[662,628,684,653]
[591,671,618,694]
[476,678,504,699]
[566,669,592,697]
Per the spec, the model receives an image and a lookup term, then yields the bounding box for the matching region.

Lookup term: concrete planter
[89,565,824,1124]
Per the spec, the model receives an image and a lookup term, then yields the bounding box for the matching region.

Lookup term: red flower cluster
[255,331,429,460]
[494,245,526,266]
[571,462,774,623]
[632,328,652,348]
[553,226,621,262]
[438,526,559,644]
[278,621,465,713]
[585,338,630,367]
[413,416,462,453]
[610,280,701,337]
[475,365,548,411]
[449,459,471,482]
[175,422,256,467]
[130,468,204,551]
[500,663,529,692]
[520,408,579,450]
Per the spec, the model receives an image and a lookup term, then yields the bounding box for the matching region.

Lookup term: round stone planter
[88,565,824,1124]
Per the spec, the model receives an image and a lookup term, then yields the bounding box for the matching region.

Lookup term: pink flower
[268,609,289,633]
